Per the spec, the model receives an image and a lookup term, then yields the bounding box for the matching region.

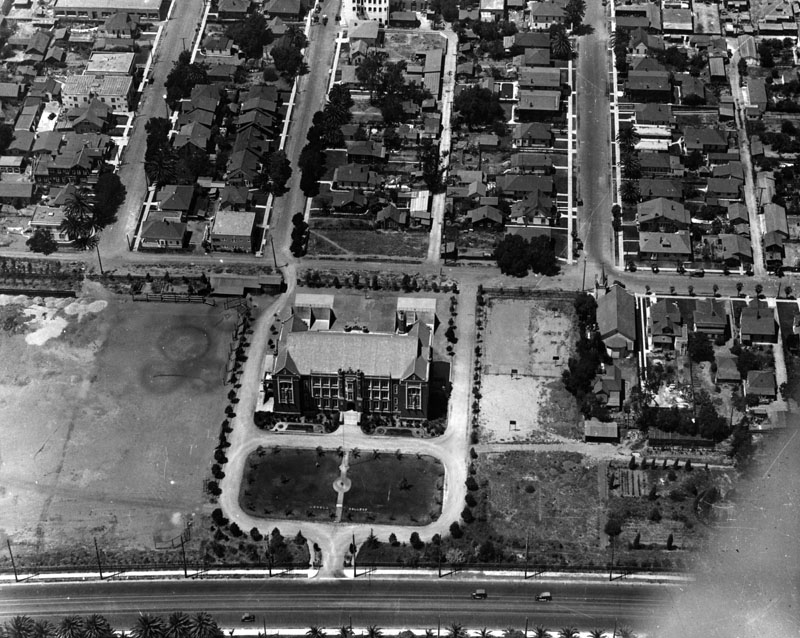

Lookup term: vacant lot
[306,228,429,259]
[0,293,242,568]
[345,454,443,526]
[479,297,582,441]
[480,451,607,567]
[239,448,342,521]
[384,32,447,62]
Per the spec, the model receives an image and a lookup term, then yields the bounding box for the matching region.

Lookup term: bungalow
[635,103,674,126]
[625,71,672,102]
[218,0,253,20]
[706,177,742,202]
[638,231,692,262]
[740,301,777,344]
[375,203,408,229]
[346,140,385,164]
[264,0,300,20]
[510,153,553,175]
[469,205,504,228]
[639,152,683,177]
[209,210,256,252]
[726,201,750,229]
[716,234,753,266]
[349,21,381,47]
[331,190,368,214]
[637,198,689,232]
[649,298,683,350]
[513,122,552,148]
[496,174,554,199]
[684,127,729,153]
[333,163,381,190]
[173,122,212,153]
[714,355,741,384]
[745,370,777,403]
[593,365,624,409]
[693,298,728,336]
[518,67,561,91]
[597,285,637,358]
[508,190,555,225]
[202,35,234,57]
[529,0,566,30]
[139,219,187,250]
[0,180,35,208]
[156,184,196,219]
[763,203,788,237]
[638,179,682,201]
[219,184,252,210]
[628,27,664,55]
[513,32,550,50]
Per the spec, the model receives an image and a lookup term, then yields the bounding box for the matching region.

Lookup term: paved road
[103,0,206,263]
[0,579,672,631]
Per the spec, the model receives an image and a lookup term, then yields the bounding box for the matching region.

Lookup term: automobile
[241,614,255,623]
[315,3,321,12]
[471,589,488,599]
[335,13,341,21]
[535,592,552,602]
[322,14,328,24]
[651,264,659,273]
[690,269,705,278]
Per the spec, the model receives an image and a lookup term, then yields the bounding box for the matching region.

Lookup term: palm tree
[188,613,221,638]
[351,447,361,459]
[736,281,744,296]
[550,27,572,60]
[558,628,578,638]
[60,192,104,274]
[365,626,382,638]
[63,187,95,221]
[32,621,57,638]
[58,617,85,638]
[478,629,492,638]
[338,627,352,638]
[786,285,793,297]
[5,616,36,638]
[755,283,763,297]
[712,283,719,297]
[669,285,676,295]
[618,628,636,638]
[688,284,694,296]
[619,179,640,204]
[447,624,466,638]
[588,631,606,638]
[130,614,166,638]
[616,124,641,154]
[82,615,114,638]
[144,146,178,187]
[530,628,549,638]
[306,628,325,638]
[165,613,192,638]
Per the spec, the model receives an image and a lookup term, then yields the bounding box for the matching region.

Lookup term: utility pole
[352,533,357,578]
[269,235,279,270]
[524,618,528,638]
[524,532,529,579]
[6,539,18,582]
[582,256,587,291]
[180,535,188,578]
[609,536,615,582]
[94,537,104,580]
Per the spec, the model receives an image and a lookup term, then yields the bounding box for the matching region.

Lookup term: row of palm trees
[304,624,635,638]
[60,187,106,274]
[3,618,637,638]
[2,613,222,638]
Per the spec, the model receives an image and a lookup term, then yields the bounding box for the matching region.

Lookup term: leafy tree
[604,515,622,538]
[430,0,458,21]
[564,0,586,29]
[494,234,532,277]
[449,521,463,538]
[356,50,388,99]
[26,228,58,255]
[420,143,446,193]
[683,149,704,172]
[454,86,505,129]
[409,531,424,550]
[574,292,597,327]
[256,150,292,195]
[271,43,307,78]
[687,331,714,363]
[0,123,14,155]
[225,12,273,59]
[666,533,674,550]
[649,507,661,522]
[93,171,126,226]
[165,51,208,105]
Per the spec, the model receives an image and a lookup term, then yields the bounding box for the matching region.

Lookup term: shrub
[465,493,477,507]
[410,532,424,550]
[649,508,662,522]
[465,476,479,491]
[230,522,243,537]
[250,527,263,542]
[461,507,474,523]
[389,533,398,546]
[449,521,463,539]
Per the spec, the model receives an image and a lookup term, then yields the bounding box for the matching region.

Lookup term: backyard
[0,292,244,569]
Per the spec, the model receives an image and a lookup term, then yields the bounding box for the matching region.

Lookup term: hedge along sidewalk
[0,566,690,585]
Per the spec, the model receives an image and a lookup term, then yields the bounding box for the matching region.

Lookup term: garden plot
[479,298,581,442]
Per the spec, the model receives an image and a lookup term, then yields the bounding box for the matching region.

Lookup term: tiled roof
[597,285,636,343]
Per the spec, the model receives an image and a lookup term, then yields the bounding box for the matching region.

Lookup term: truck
[322,14,328,24]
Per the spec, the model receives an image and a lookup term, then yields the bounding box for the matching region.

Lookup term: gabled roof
[141,219,187,241]
[740,301,776,337]
[331,190,367,209]
[650,298,681,340]
[638,231,692,255]
[693,298,727,328]
[376,203,408,225]
[350,21,380,42]
[219,185,250,208]
[157,184,195,211]
[513,122,551,140]
[638,178,681,200]
[597,285,637,343]
[746,370,776,396]
[469,205,503,225]
[718,233,752,260]
[637,198,688,225]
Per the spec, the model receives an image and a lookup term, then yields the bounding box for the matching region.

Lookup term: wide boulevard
[0,579,672,631]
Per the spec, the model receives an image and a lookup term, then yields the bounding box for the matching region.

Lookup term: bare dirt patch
[0,295,245,568]
[383,32,447,62]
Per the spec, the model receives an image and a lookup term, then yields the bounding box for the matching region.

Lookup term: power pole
[524,532,529,579]
[180,535,188,578]
[352,533,357,578]
[6,539,18,582]
[94,537,104,580]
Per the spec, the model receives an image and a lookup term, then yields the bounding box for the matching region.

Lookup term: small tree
[666,533,674,550]
[461,507,474,523]
[632,532,641,550]
[410,532,424,550]
[389,532,398,546]
[649,507,662,522]
[250,527,263,542]
[449,521,463,539]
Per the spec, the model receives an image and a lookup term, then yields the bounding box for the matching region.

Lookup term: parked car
[241,614,255,623]
[535,592,552,602]
[471,589,488,599]
[690,269,705,278]
[322,14,328,24]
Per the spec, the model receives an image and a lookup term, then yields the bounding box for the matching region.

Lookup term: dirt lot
[478,298,582,441]
[383,32,447,63]
[692,3,720,35]
[0,289,244,567]
[306,228,430,259]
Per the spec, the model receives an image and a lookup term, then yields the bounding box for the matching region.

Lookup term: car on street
[471,589,488,599]
[241,614,255,623]
[535,591,552,601]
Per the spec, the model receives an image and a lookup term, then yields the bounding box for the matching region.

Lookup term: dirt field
[0,290,243,567]
[383,32,447,63]
[692,3,721,35]
[479,298,582,441]
[306,229,430,259]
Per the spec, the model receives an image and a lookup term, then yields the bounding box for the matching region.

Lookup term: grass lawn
[239,447,342,521]
[307,229,429,259]
[343,454,443,525]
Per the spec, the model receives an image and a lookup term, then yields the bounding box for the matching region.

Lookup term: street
[0,579,672,631]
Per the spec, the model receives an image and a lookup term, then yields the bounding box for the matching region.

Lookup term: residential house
[638,231,692,262]
[584,420,620,443]
[219,184,252,211]
[693,298,728,336]
[209,210,256,252]
[375,203,408,229]
[64,99,112,134]
[331,190,368,214]
[510,152,553,175]
[264,0,300,20]
[635,103,674,126]
[684,127,729,154]
[508,190,556,225]
[496,174,554,200]
[29,206,71,244]
[61,74,134,110]
[479,0,504,22]
[100,11,138,38]
[271,296,433,419]
[0,157,25,174]
[155,184,196,220]
[389,11,419,27]
[333,164,381,189]
[202,35,234,57]
[624,71,672,102]
[740,302,777,344]
[764,203,788,237]
[0,83,24,105]
[346,140,385,164]
[0,181,35,208]
[349,21,382,46]
[529,0,566,30]
[518,67,561,91]
[513,122,552,148]
[139,219,187,249]
[745,370,776,402]
[54,0,170,21]
[639,152,683,177]
[469,205,504,228]
[715,234,753,266]
[515,90,562,122]
[218,0,252,20]
[649,298,683,350]
[637,198,689,232]
[714,355,741,384]
[638,178,682,201]
[628,27,664,54]
[726,201,750,230]
[597,285,637,358]
[173,121,212,154]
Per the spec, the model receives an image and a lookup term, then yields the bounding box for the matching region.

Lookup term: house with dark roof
[469,205,504,229]
[0,180,35,208]
[156,184,196,219]
[101,12,139,38]
[726,201,750,229]
[218,0,253,20]
[649,298,683,350]
[346,140,385,164]
[219,184,251,210]
[638,178,682,201]
[331,190,368,214]
[740,301,777,344]
[635,103,674,125]
[625,70,672,102]
[715,234,752,266]
[745,370,776,402]
[375,203,408,229]
[637,198,689,232]
[515,90,562,122]
[693,298,728,336]
[597,285,637,358]
[496,174,554,199]
[714,355,741,384]
[684,127,729,153]
[271,294,434,420]
[510,152,553,175]
[139,219,188,250]
[513,122,552,148]
[584,419,619,443]
[593,364,624,409]
[64,99,112,134]
[333,164,381,190]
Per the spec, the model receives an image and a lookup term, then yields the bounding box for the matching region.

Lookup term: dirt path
[476,440,628,461]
